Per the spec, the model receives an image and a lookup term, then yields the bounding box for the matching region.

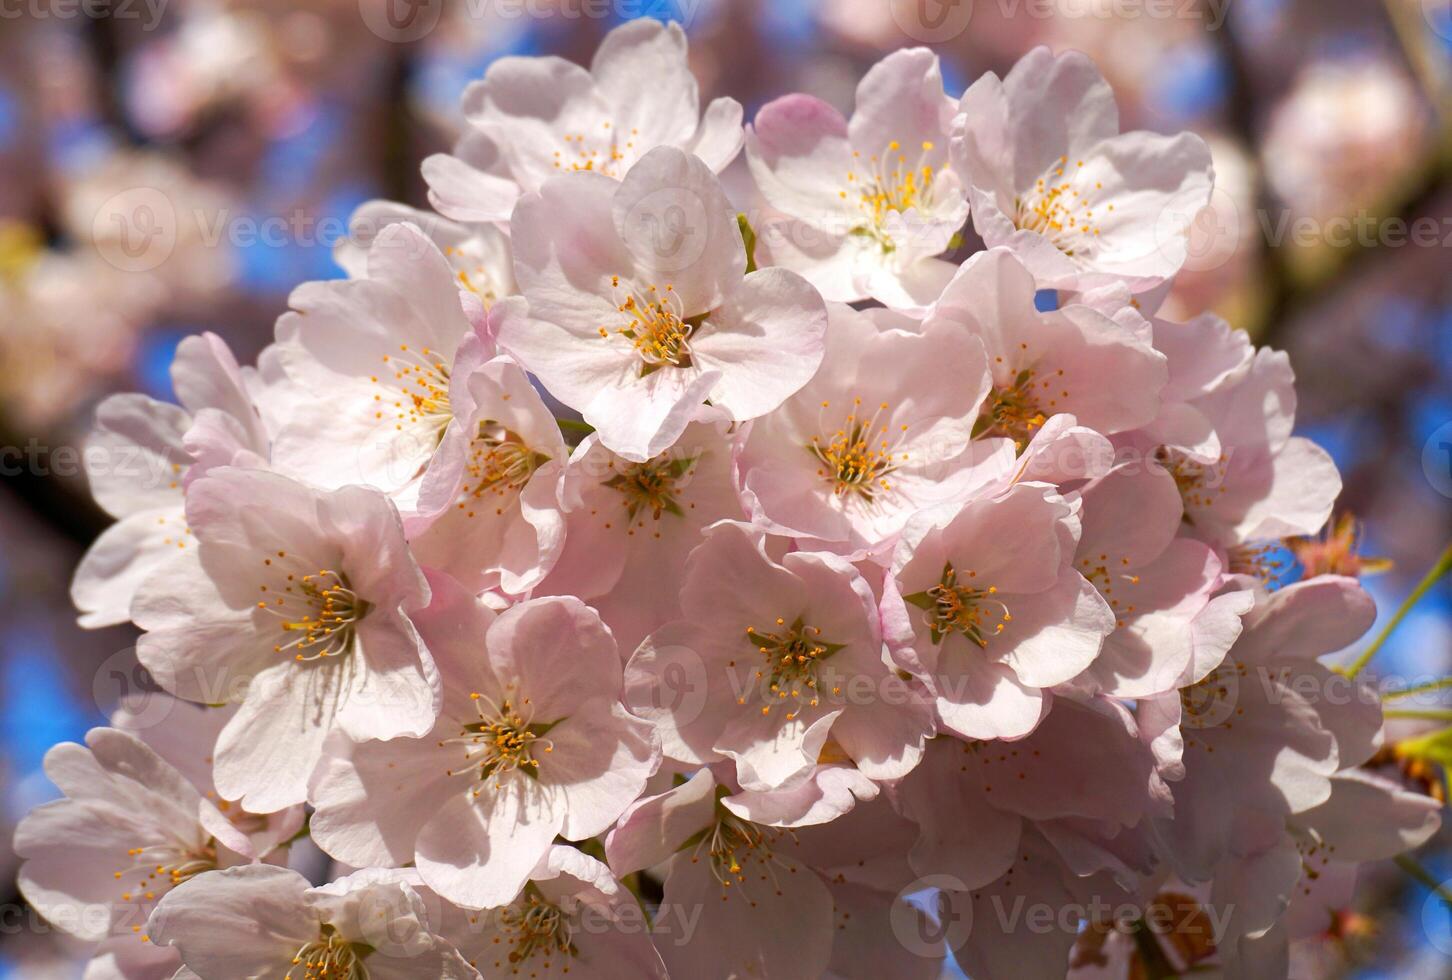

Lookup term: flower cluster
[22,22,1439,980]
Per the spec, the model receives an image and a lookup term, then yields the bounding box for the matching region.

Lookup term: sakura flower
[882,483,1115,740]
[335,198,515,310]
[270,221,488,499]
[308,580,658,910]
[1062,464,1233,699]
[625,521,934,791]
[735,302,997,560]
[920,248,1167,452]
[426,845,668,979]
[537,408,743,655]
[425,19,743,225]
[604,767,835,979]
[407,354,568,596]
[951,47,1214,292]
[148,865,476,979]
[745,48,967,310]
[72,332,268,628]
[498,145,828,461]
[1143,576,1384,881]
[1139,347,1340,558]
[133,466,436,812]
[14,728,293,974]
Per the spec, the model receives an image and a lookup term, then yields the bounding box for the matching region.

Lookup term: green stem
[1396,854,1452,910]
[1344,542,1452,678]
[737,213,758,274]
[1384,677,1452,700]
[556,418,595,435]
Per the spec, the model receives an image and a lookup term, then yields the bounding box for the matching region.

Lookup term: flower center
[113,839,217,915]
[1154,447,1228,516]
[552,122,638,177]
[1178,660,1247,744]
[442,694,555,794]
[973,366,1066,451]
[903,562,1012,647]
[377,344,451,443]
[697,812,779,887]
[601,278,703,374]
[500,886,576,967]
[259,567,369,662]
[1013,156,1106,259]
[603,453,698,524]
[453,421,550,520]
[847,140,938,251]
[1077,554,1141,629]
[444,246,504,308]
[288,925,371,980]
[808,397,909,502]
[742,616,844,720]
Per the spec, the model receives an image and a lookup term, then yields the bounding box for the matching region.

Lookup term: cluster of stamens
[1078,553,1141,628]
[113,839,216,941]
[1178,660,1248,743]
[498,886,576,968]
[600,277,698,372]
[375,344,450,442]
[441,693,553,793]
[287,926,370,980]
[847,140,938,250]
[1013,156,1108,259]
[809,397,908,502]
[259,565,368,662]
[454,422,549,519]
[445,246,503,307]
[552,122,639,176]
[1153,446,1229,515]
[603,453,697,526]
[974,362,1068,450]
[741,616,843,720]
[693,813,783,890]
[905,562,1012,647]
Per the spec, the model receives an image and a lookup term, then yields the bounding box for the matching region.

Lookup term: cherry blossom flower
[735,302,997,560]
[308,579,658,909]
[745,48,967,310]
[426,845,668,979]
[537,407,743,656]
[14,728,294,977]
[882,483,1115,740]
[920,248,1168,453]
[424,19,743,225]
[269,221,488,499]
[407,354,568,596]
[71,333,268,629]
[625,521,934,791]
[148,866,476,979]
[133,466,436,812]
[498,145,828,461]
[952,47,1214,292]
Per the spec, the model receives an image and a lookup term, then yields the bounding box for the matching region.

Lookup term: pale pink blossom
[745,48,967,310]
[625,521,934,791]
[308,579,658,909]
[424,19,743,225]
[882,483,1115,740]
[133,467,436,812]
[498,146,828,461]
[952,47,1214,292]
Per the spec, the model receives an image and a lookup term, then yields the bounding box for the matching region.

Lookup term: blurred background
[0,0,1450,976]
